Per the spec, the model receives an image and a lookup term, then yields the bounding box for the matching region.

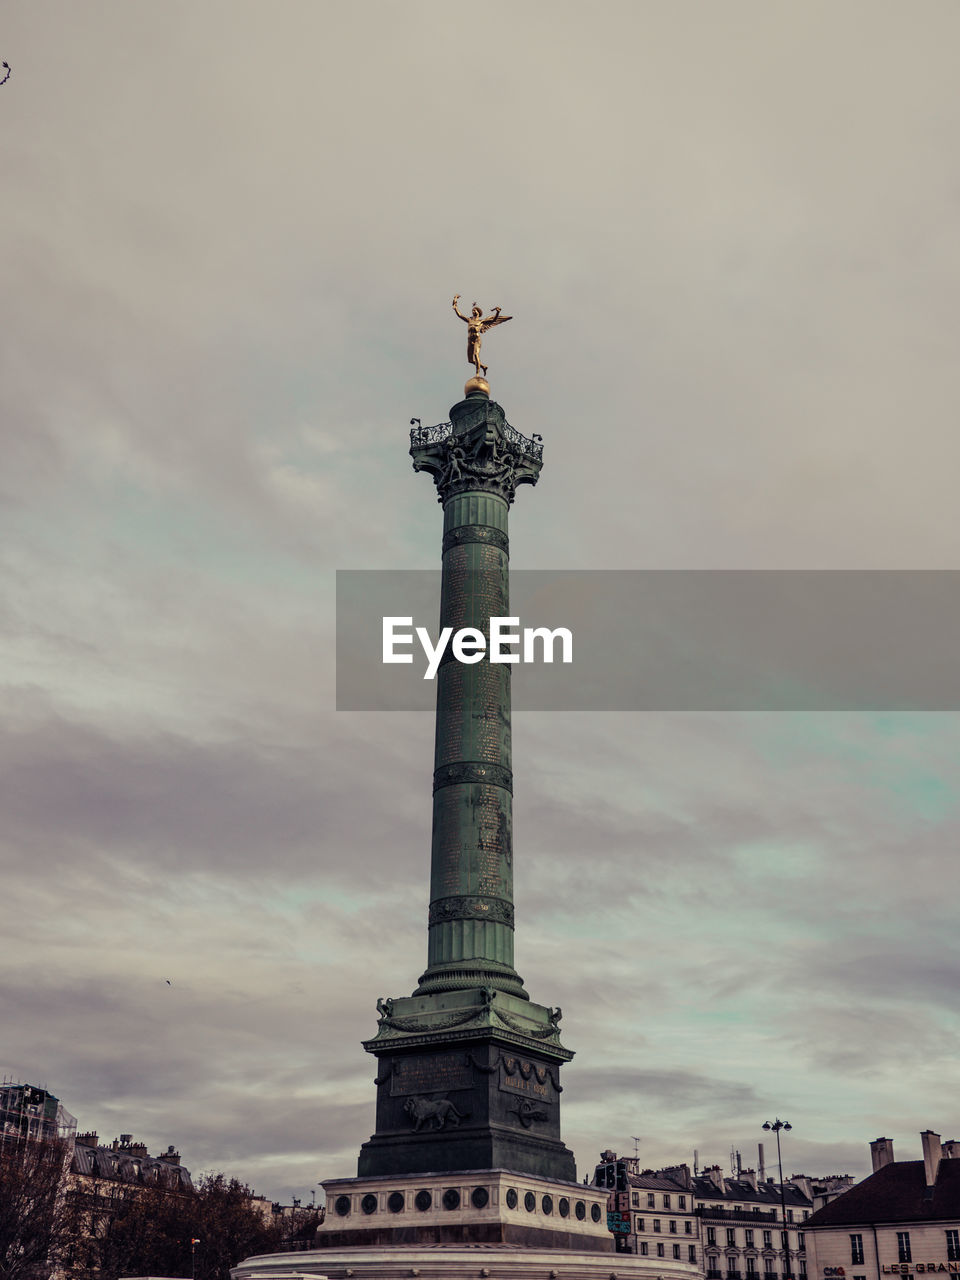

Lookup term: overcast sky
[2,1,959,1205]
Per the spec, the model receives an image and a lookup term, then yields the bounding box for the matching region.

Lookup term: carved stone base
[358,991,575,1182]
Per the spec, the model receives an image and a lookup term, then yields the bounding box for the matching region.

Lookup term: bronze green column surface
[356,382,576,1183]
[412,387,541,998]
[421,480,519,992]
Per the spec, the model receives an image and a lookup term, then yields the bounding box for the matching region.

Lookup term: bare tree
[0,1138,72,1280]
[0,1142,313,1280]
[91,1173,294,1280]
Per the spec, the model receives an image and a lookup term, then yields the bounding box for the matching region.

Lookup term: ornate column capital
[410,397,543,506]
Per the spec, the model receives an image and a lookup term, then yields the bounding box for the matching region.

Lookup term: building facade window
[689,1246,698,1264]
[763,1231,772,1248]
[640,1241,648,1256]
[897,1232,912,1264]
[799,1260,807,1278]
[664,1195,672,1209]
[674,1244,681,1259]
[686,1221,694,1234]
[648,1193,656,1208]
[670,1220,678,1233]
[657,1242,665,1257]
[747,1257,758,1276]
[654,1219,661,1233]
[708,1228,717,1246]
[787,1211,794,1223]
[632,1192,639,1207]
[798,1233,805,1250]
[728,1229,737,1247]
[746,1230,754,1247]
[679,1195,687,1209]
[947,1231,960,1263]
[636,1218,645,1233]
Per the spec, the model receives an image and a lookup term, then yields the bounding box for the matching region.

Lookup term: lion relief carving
[403,1096,464,1132]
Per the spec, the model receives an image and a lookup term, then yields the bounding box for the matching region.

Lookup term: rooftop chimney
[741,1168,758,1192]
[790,1175,812,1201]
[871,1138,895,1172]
[660,1164,693,1190]
[921,1131,942,1187]
[706,1165,725,1191]
[942,1140,960,1160]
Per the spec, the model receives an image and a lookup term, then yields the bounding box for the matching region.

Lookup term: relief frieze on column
[428,895,515,927]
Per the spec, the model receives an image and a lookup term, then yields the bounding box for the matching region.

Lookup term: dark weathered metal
[441,524,510,555]
[432,760,514,793]
[357,384,576,1182]
[411,417,544,470]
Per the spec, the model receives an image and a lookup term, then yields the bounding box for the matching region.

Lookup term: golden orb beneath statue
[464,375,490,398]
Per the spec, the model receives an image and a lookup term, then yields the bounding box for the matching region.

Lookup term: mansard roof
[806,1158,960,1227]
[628,1172,692,1192]
[693,1175,812,1209]
[72,1141,193,1192]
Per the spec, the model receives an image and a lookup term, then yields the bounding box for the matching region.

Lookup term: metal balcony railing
[410,420,544,461]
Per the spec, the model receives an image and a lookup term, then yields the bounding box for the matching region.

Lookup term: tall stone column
[357,381,576,1182]
[415,386,537,1000]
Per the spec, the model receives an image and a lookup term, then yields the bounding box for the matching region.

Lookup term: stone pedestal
[234,1244,697,1280]
[315,1171,611,1251]
[232,1172,701,1279]
[358,989,574,1181]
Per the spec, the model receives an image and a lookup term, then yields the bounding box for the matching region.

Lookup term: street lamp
[762,1119,793,1280]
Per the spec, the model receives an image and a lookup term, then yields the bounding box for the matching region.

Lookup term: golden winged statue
[452,295,512,377]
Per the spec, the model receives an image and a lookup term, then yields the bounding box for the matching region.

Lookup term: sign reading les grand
[828,1267,960,1277]
[881,1266,960,1275]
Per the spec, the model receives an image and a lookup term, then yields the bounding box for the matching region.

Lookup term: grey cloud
[569,1067,763,1117]
[0,710,428,883]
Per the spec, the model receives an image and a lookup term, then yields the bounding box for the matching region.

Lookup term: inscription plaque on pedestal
[389,1055,473,1098]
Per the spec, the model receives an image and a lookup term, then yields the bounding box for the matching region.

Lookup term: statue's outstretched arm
[452,295,469,322]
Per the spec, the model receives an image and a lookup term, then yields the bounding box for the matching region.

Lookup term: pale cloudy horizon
[2,2,959,1203]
